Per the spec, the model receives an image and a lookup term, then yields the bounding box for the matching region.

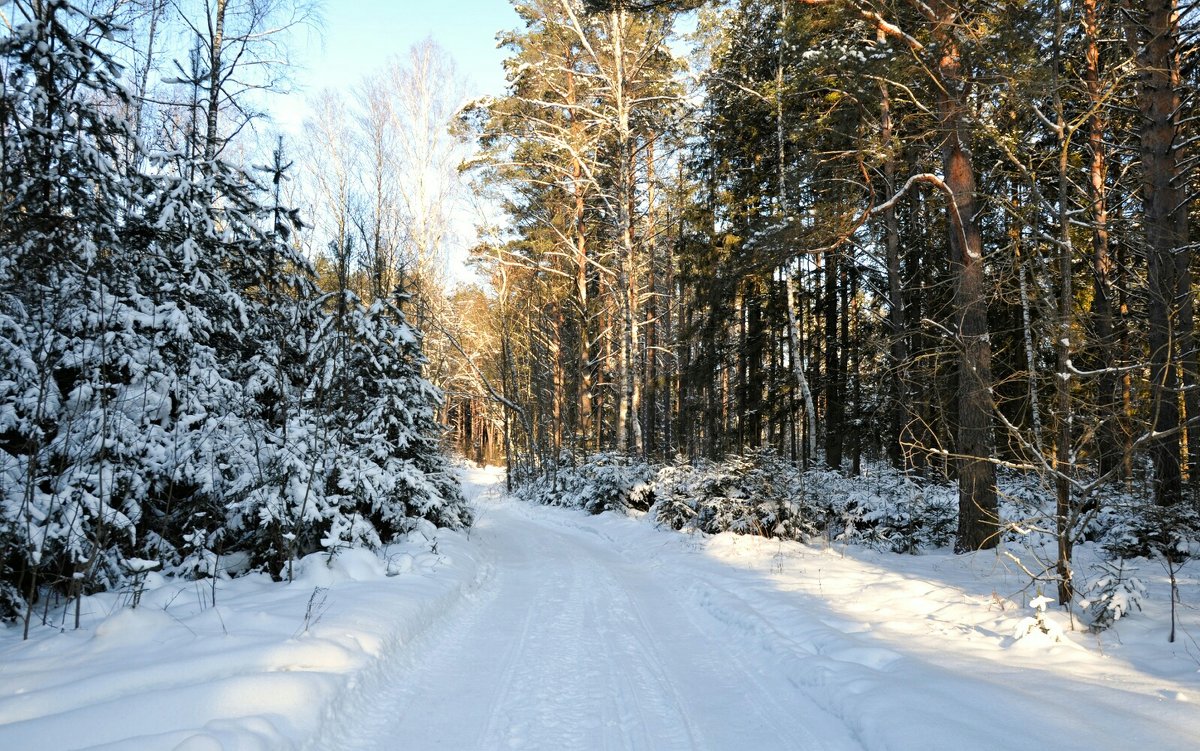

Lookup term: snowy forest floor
[1,466,1199,750]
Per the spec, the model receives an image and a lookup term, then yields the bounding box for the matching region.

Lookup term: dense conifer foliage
[0,0,466,630]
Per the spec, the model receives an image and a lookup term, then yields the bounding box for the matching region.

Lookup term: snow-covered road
[310,468,1200,750]
[2,466,1197,750]
[316,485,858,750]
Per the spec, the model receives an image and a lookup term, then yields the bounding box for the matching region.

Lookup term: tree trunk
[1084,0,1123,480]
[785,274,818,464]
[1052,4,1074,604]
[553,304,565,463]
[204,0,227,162]
[610,6,642,456]
[566,59,593,455]
[881,83,911,470]
[824,247,843,470]
[934,10,999,551]
[849,263,862,475]
[627,160,643,456]
[1136,0,1188,506]
[645,138,659,458]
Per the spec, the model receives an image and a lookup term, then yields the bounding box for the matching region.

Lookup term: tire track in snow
[518,510,853,750]
[471,540,553,750]
[590,564,707,751]
[314,488,861,750]
[475,532,595,749]
[582,536,821,751]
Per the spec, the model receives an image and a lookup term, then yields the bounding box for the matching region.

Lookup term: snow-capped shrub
[520,453,957,550]
[1079,560,1146,632]
[815,466,957,553]
[647,462,705,531]
[517,453,653,514]
[1100,501,1200,562]
[650,451,819,541]
[1012,594,1065,643]
[1076,488,1139,546]
[993,470,1055,546]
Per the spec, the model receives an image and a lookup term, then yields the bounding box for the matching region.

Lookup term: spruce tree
[0,0,150,625]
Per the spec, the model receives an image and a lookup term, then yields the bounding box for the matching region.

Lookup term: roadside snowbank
[0,468,500,750]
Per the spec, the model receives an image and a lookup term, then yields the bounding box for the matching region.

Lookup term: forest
[0,0,469,634]
[1,0,1198,642]
[443,0,1200,614]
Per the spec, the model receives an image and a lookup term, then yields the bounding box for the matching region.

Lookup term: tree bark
[1084,0,1124,480]
[566,58,594,454]
[785,274,817,464]
[881,83,912,470]
[204,0,227,162]
[933,7,999,551]
[824,247,843,470]
[1136,0,1189,506]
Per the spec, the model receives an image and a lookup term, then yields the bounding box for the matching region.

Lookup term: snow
[2,466,1199,749]
[0,473,489,750]
[123,558,162,573]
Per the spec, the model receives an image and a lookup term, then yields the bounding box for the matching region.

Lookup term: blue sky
[273,0,521,133]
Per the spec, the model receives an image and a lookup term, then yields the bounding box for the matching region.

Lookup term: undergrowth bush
[516,453,654,514]
[651,452,820,541]
[518,451,956,551]
[1079,560,1146,631]
[820,468,958,553]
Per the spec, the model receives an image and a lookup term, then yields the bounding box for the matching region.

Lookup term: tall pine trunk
[881,83,911,470]
[934,7,999,551]
[1084,0,1124,480]
[1136,0,1189,506]
[824,248,843,470]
